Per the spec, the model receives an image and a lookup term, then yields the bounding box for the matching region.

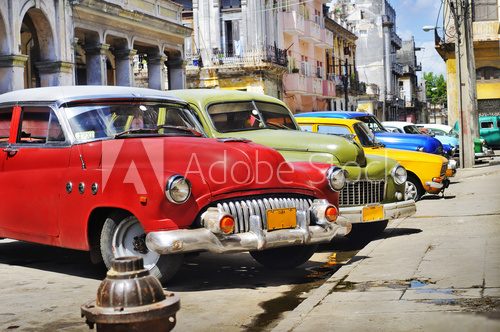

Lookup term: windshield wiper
[265,122,292,130]
[156,125,203,137]
[114,128,159,138]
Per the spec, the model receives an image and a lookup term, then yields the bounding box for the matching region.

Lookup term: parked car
[383,121,458,158]
[479,115,500,149]
[295,117,452,201]
[295,112,444,156]
[0,86,348,283]
[441,122,496,159]
[164,90,416,239]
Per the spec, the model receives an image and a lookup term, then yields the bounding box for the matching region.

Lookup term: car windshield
[207,101,298,133]
[353,122,379,147]
[355,115,387,133]
[64,101,204,142]
[404,125,421,134]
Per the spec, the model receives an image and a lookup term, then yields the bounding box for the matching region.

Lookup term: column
[147,53,167,90]
[114,48,137,87]
[84,43,110,85]
[166,57,185,90]
[0,55,29,93]
[35,61,74,87]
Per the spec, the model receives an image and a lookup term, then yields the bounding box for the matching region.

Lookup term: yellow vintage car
[296,117,450,201]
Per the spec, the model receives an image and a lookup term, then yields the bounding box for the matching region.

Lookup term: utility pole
[449,0,478,168]
[344,60,349,111]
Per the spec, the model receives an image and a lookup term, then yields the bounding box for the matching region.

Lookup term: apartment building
[396,37,423,123]
[332,0,403,120]
[436,0,500,127]
[176,0,339,113]
[0,0,190,94]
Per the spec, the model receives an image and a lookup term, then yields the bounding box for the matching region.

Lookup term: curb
[271,217,407,332]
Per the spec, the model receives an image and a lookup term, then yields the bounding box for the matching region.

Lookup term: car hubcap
[405,181,418,201]
[112,218,160,270]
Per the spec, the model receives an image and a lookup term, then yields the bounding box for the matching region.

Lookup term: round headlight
[448,159,457,170]
[391,165,407,185]
[326,166,346,192]
[166,175,191,204]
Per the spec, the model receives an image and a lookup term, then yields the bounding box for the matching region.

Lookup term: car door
[0,105,71,239]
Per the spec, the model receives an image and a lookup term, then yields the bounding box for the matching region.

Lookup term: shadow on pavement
[0,239,346,292]
[375,227,422,240]
[0,240,105,280]
[421,194,456,201]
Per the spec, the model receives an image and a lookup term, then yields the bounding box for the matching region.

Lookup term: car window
[0,108,12,146]
[18,107,65,145]
[65,102,202,142]
[300,125,314,132]
[254,102,298,130]
[317,125,351,136]
[207,101,297,133]
[356,116,387,132]
[353,122,378,147]
[404,125,421,134]
[481,121,494,129]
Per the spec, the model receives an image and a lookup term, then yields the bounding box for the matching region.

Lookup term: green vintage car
[165,90,416,237]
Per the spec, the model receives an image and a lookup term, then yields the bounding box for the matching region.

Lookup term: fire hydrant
[81,256,180,331]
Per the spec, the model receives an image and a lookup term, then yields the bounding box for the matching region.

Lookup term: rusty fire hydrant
[81,256,180,332]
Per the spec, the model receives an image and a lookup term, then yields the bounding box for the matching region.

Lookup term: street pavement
[0,158,499,331]
[273,161,500,332]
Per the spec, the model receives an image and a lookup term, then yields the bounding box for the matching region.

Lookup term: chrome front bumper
[337,200,416,225]
[145,210,343,255]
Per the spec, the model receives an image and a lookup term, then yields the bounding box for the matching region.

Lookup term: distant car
[479,116,500,149]
[440,122,496,160]
[0,86,346,283]
[295,117,452,201]
[295,112,444,155]
[383,121,458,158]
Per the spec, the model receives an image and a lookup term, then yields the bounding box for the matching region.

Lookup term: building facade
[436,0,500,126]
[177,0,341,113]
[396,37,423,123]
[0,0,191,94]
[333,0,403,120]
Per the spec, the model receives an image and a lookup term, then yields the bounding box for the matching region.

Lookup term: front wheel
[250,245,317,269]
[100,214,183,284]
[405,175,425,201]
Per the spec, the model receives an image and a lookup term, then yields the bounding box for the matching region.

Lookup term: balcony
[317,29,334,49]
[300,20,322,43]
[392,62,404,75]
[280,11,305,35]
[322,79,336,98]
[312,78,323,96]
[391,31,402,49]
[284,73,312,95]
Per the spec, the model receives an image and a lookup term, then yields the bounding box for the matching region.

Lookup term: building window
[221,0,241,9]
[476,66,500,81]
[223,20,240,56]
[473,0,498,21]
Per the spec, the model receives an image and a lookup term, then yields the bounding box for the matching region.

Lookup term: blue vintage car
[295,112,444,155]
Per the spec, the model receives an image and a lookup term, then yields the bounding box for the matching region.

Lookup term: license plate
[362,205,384,222]
[267,208,297,231]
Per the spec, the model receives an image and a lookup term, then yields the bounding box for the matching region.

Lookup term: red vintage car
[0,86,347,283]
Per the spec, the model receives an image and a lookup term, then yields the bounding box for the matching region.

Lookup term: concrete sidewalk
[273,164,500,332]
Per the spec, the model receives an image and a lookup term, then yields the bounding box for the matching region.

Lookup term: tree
[424,72,447,105]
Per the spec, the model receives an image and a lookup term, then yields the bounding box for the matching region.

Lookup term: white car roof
[0,86,184,106]
[416,123,453,132]
[382,121,415,129]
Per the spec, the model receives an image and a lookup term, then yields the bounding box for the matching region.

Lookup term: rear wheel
[405,174,425,201]
[100,214,183,284]
[250,245,317,269]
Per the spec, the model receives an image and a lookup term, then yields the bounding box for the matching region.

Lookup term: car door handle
[3,146,18,156]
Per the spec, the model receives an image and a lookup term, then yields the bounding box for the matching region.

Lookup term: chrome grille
[215,197,313,233]
[339,180,385,206]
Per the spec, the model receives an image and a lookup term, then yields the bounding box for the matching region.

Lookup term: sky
[390,0,447,77]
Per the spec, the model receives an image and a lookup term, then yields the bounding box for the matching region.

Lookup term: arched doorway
[20,8,55,88]
[0,11,8,56]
